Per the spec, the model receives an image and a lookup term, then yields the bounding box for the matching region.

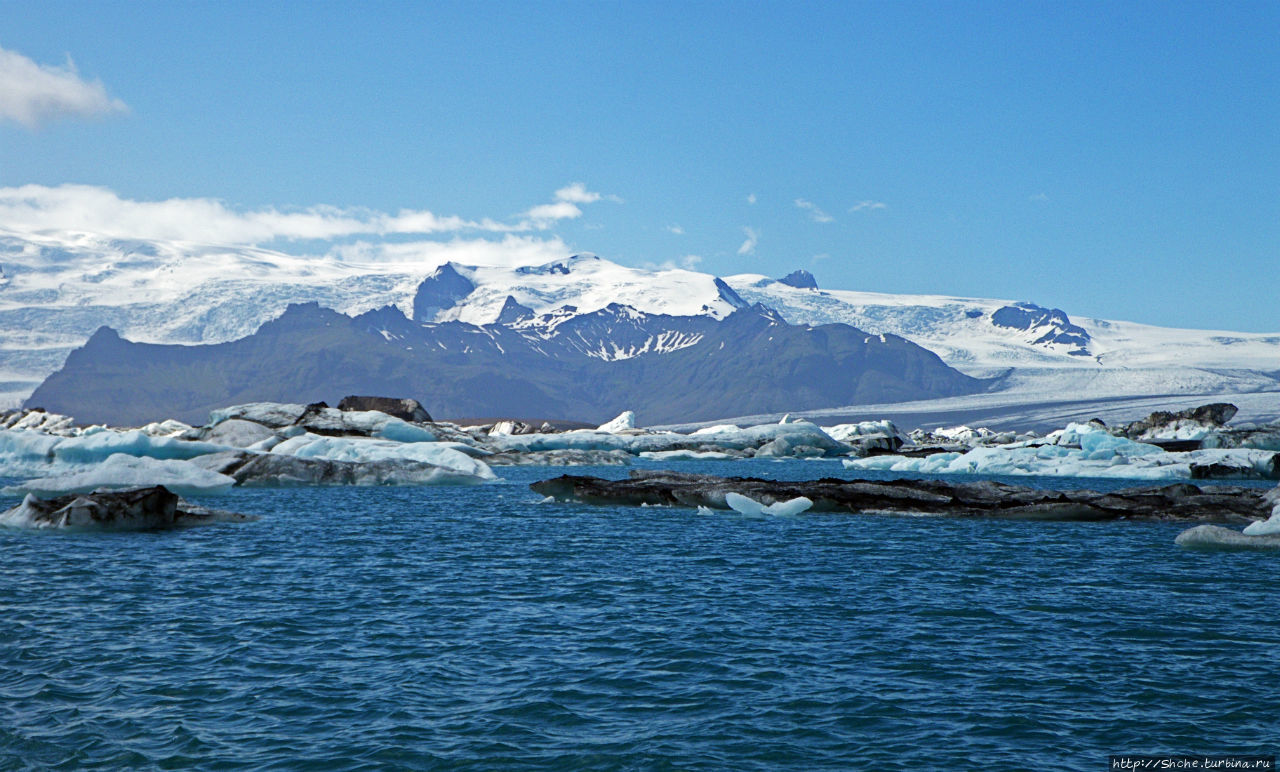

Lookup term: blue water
[2,459,1277,770]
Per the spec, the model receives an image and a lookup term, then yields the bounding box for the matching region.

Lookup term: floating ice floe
[724,492,813,516]
[0,486,253,530]
[1240,488,1280,536]
[269,433,494,480]
[844,422,1280,481]
[639,450,739,461]
[1175,525,1280,550]
[491,420,848,457]
[0,409,79,436]
[3,454,236,497]
[0,401,493,490]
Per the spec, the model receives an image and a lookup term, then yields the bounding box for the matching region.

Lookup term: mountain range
[5,229,1280,426]
[29,299,980,425]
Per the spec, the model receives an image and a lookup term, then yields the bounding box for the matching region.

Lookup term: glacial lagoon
[2,459,1277,770]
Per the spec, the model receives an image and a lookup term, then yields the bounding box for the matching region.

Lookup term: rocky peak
[779,269,818,289]
[495,295,535,325]
[412,262,475,322]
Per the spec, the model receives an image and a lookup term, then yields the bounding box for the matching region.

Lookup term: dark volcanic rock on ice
[0,485,254,530]
[336,395,433,423]
[1120,403,1238,440]
[531,470,1271,522]
[189,450,478,487]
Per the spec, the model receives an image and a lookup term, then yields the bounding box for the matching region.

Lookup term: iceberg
[194,451,490,487]
[203,418,280,449]
[597,411,637,433]
[52,430,229,465]
[0,486,252,530]
[4,454,236,497]
[491,420,847,457]
[269,433,495,481]
[639,450,740,461]
[1176,524,1280,550]
[1241,490,1280,535]
[208,402,308,428]
[844,421,1280,481]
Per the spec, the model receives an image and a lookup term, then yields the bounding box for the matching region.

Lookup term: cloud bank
[0,182,617,245]
[737,227,758,256]
[0,46,127,129]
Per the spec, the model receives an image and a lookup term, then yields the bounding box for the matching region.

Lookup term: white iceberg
[4,454,236,497]
[844,422,1280,481]
[639,450,739,461]
[51,430,229,465]
[490,420,846,457]
[597,411,637,433]
[269,433,495,481]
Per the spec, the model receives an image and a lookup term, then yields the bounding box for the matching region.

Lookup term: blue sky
[1,0,1276,330]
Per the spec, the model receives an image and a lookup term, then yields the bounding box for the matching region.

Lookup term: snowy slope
[728,275,1280,375]
[433,255,746,325]
[4,227,1279,416]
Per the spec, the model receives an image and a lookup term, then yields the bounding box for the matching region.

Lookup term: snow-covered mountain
[5,228,1279,422]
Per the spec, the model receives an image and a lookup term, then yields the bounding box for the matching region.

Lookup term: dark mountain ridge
[27,301,987,426]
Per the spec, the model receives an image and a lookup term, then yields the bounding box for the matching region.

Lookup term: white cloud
[325,234,572,269]
[1029,192,1049,202]
[665,224,684,235]
[642,254,703,272]
[521,182,619,226]
[552,181,622,205]
[812,253,831,262]
[553,182,600,204]
[737,227,758,256]
[522,200,583,224]
[850,200,887,212]
[0,46,127,129]
[747,193,757,205]
[795,198,834,223]
[0,183,499,243]
[0,182,620,244]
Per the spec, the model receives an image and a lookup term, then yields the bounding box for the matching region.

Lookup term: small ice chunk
[1242,496,1280,535]
[724,492,813,516]
[725,492,766,515]
[764,496,814,516]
